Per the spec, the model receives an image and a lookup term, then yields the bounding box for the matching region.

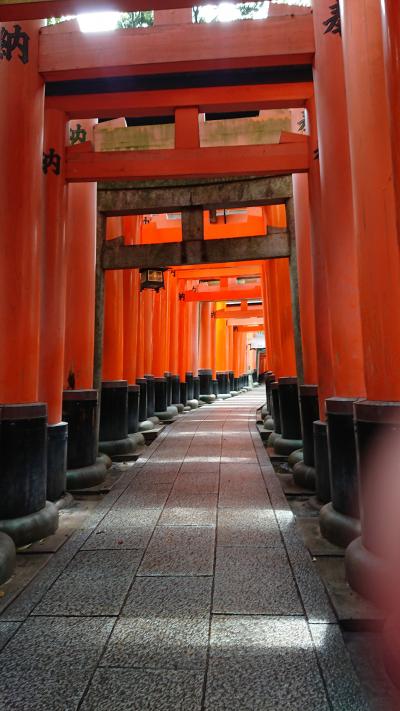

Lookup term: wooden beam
[38,14,314,82]
[174,264,262,280]
[183,285,262,302]
[45,83,314,121]
[67,142,308,183]
[102,233,289,270]
[216,307,264,319]
[97,175,292,215]
[237,325,264,332]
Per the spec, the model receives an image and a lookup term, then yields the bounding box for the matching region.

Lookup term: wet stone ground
[0,389,387,710]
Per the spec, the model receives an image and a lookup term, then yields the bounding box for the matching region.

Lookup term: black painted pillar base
[198,369,212,396]
[99,381,138,461]
[164,372,173,406]
[185,372,194,401]
[136,378,154,430]
[216,371,231,399]
[180,382,191,411]
[154,377,178,421]
[212,380,219,398]
[0,532,16,585]
[320,397,361,548]
[63,389,107,490]
[144,375,156,420]
[169,374,184,412]
[267,382,282,448]
[345,400,400,606]
[293,385,319,489]
[47,421,68,503]
[313,421,331,505]
[0,403,59,547]
[272,378,302,455]
[128,384,140,434]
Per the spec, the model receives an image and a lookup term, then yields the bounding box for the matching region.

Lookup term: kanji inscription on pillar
[69,124,87,145]
[322,2,341,37]
[42,148,61,176]
[0,24,29,63]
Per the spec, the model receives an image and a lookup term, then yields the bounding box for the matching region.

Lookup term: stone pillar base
[288,449,303,468]
[67,457,108,490]
[154,405,178,421]
[187,399,199,409]
[0,501,59,548]
[345,536,393,608]
[139,419,154,431]
[200,394,216,404]
[98,436,139,461]
[273,436,303,456]
[0,532,16,585]
[320,502,361,548]
[293,461,316,490]
[53,492,74,510]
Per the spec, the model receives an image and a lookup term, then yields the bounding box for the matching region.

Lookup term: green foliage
[117,10,153,28]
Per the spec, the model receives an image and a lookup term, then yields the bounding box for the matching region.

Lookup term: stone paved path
[0,390,370,710]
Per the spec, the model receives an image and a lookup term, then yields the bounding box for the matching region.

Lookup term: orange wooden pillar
[0,20,59,545]
[168,273,179,376]
[39,107,69,504]
[306,97,335,417]
[152,290,164,377]
[103,218,124,382]
[64,119,97,391]
[312,0,365,404]
[122,216,142,437]
[291,110,318,387]
[122,215,140,385]
[339,0,400,605]
[62,118,107,490]
[99,217,135,456]
[40,108,68,426]
[380,0,400,238]
[199,302,212,370]
[215,303,228,372]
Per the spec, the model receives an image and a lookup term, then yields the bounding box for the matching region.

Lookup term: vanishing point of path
[0,390,369,710]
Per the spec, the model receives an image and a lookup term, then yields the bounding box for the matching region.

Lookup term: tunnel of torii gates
[1,0,400,681]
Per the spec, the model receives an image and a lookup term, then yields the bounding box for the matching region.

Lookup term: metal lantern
[139,267,166,292]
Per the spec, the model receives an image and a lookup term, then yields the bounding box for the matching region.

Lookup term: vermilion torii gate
[1,3,400,683]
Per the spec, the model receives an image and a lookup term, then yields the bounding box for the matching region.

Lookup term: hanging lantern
[139,267,166,292]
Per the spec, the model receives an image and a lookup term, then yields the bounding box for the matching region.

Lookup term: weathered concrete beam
[102,232,290,270]
[98,175,293,215]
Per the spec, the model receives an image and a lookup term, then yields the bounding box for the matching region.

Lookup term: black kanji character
[323,2,341,37]
[0,24,30,64]
[69,123,87,145]
[42,148,61,176]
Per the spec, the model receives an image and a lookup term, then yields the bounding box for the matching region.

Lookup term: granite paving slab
[218,479,271,509]
[205,616,330,711]
[172,471,219,494]
[180,461,220,473]
[0,616,114,711]
[118,482,172,508]
[159,493,217,527]
[80,668,204,711]
[0,621,19,651]
[310,623,371,710]
[103,576,212,670]
[32,550,142,616]
[213,546,302,615]
[138,526,215,576]
[83,508,161,550]
[217,508,282,548]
